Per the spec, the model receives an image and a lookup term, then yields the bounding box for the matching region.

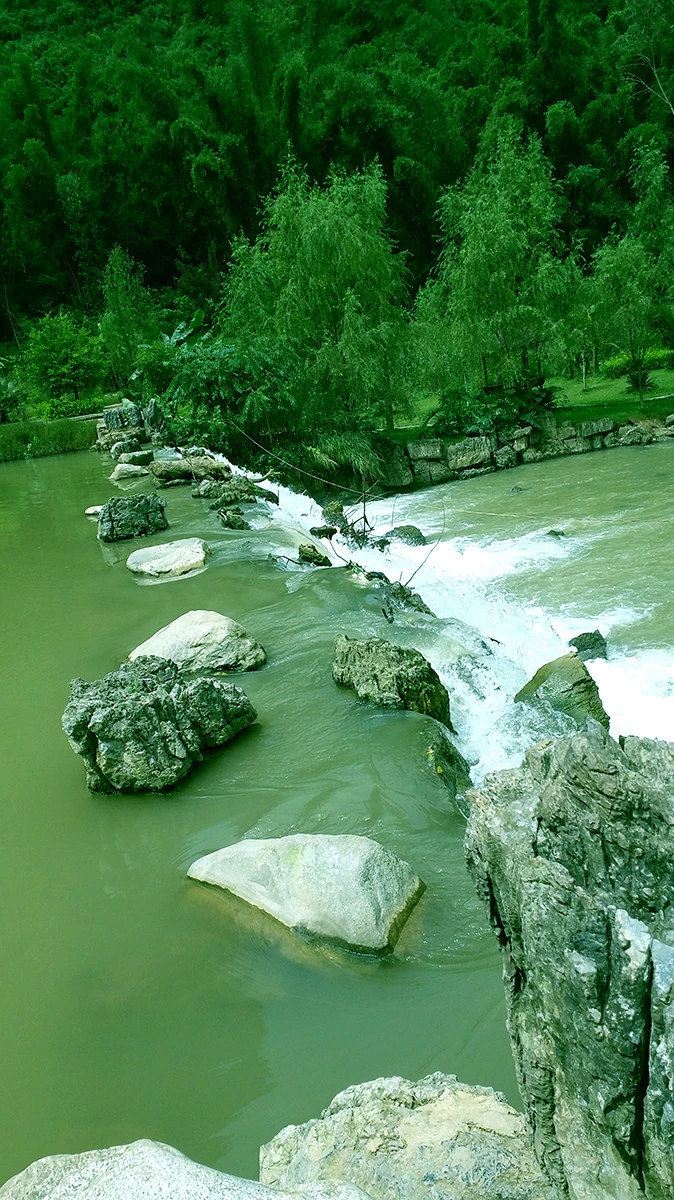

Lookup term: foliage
[99,247,159,388]
[0,416,96,462]
[591,234,661,400]
[602,347,674,378]
[16,311,102,414]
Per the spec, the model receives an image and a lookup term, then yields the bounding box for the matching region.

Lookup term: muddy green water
[2,442,672,1184]
[0,452,513,1185]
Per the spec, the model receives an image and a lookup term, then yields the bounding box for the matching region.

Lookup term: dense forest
[1,0,673,473]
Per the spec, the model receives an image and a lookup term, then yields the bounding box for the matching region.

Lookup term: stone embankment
[386,410,674,489]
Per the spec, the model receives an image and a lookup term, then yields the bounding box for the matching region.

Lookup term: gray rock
[260,1073,555,1200]
[150,456,233,486]
[97,494,168,542]
[84,505,103,518]
[495,446,517,469]
[411,460,454,484]
[333,635,452,729]
[569,629,608,661]
[102,399,143,431]
[546,528,565,538]
[577,417,615,437]
[445,435,493,470]
[619,425,649,446]
[298,544,331,567]
[665,413,674,427]
[515,651,609,728]
[109,462,149,481]
[220,508,251,530]
[192,475,279,506]
[109,436,142,460]
[0,1139,368,1200]
[118,449,154,466]
[129,610,266,672]
[309,525,339,539]
[62,657,256,793]
[563,436,592,454]
[143,397,169,444]
[466,728,674,1199]
[406,438,445,462]
[126,538,208,578]
[382,525,426,546]
[188,834,424,954]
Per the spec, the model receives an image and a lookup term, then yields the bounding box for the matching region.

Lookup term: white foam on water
[222,459,673,774]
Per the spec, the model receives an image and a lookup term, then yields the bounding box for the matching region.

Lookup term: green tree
[17,311,101,414]
[591,234,660,401]
[99,247,159,388]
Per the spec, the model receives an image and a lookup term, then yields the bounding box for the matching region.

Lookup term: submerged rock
[333,635,452,729]
[0,1139,369,1200]
[97,494,168,542]
[109,462,149,482]
[298,543,331,567]
[569,628,608,661]
[126,538,208,578]
[188,834,424,953]
[129,610,266,672]
[84,504,103,518]
[514,651,609,728]
[425,728,472,802]
[382,524,426,546]
[466,728,674,1199]
[260,1073,554,1200]
[62,657,256,793]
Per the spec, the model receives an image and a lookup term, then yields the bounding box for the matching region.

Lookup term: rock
[619,425,648,446]
[322,501,347,532]
[298,543,331,567]
[333,635,452,729]
[445,435,493,470]
[563,436,592,454]
[126,538,209,579]
[260,1073,555,1200]
[411,460,454,484]
[406,438,444,462]
[515,652,609,728]
[97,494,168,542]
[577,417,615,437]
[143,396,169,444]
[129,610,266,672]
[109,436,143,460]
[188,834,424,954]
[192,475,279,506]
[382,525,426,546]
[109,462,150,481]
[546,528,565,538]
[102,398,143,431]
[84,505,103,518]
[379,445,414,489]
[220,508,251,530]
[0,1139,369,1200]
[495,446,517,469]
[118,449,154,466]
[150,456,233,486]
[665,413,674,427]
[426,728,472,802]
[466,728,674,1199]
[62,657,256,793]
[309,525,339,539]
[569,629,608,661]
[153,446,184,461]
[95,426,145,453]
[521,448,543,463]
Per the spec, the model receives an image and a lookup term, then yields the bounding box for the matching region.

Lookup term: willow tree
[419,120,574,405]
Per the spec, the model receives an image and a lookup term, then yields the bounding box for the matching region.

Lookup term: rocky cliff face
[465,728,674,1199]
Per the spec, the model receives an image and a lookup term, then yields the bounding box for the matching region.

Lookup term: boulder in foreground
[466,728,674,1199]
[514,651,609,728]
[188,833,424,953]
[62,658,256,793]
[260,1073,554,1200]
[0,1139,369,1200]
[97,494,168,542]
[126,538,208,579]
[333,635,452,729]
[129,610,266,671]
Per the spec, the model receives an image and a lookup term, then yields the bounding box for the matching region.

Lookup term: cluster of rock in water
[6,398,672,1199]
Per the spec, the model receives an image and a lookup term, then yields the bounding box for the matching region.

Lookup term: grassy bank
[0,418,97,463]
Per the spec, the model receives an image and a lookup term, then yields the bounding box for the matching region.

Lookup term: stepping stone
[126,538,208,578]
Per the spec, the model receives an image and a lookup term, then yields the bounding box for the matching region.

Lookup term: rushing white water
[226,448,674,778]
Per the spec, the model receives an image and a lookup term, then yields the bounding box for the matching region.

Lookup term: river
[0,441,672,1184]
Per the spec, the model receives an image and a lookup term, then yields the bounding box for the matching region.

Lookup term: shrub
[0,417,96,462]
[602,348,673,378]
[17,312,103,410]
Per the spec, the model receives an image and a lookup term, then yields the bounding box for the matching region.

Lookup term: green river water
[1,441,672,1184]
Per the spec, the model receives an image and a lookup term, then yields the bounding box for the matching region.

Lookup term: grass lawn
[551,369,674,427]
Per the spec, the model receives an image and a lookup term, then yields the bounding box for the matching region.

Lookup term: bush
[0,418,96,462]
[17,312,103,409]
[602,348,673,378]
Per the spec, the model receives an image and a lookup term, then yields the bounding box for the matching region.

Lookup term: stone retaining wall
[387,410,674,490]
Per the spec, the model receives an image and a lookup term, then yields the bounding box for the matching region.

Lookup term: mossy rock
[515,653,609,728]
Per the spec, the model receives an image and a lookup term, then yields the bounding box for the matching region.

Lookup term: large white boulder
[126,538,209,578]
[0,1139,370,1200]
[188,834,424,953]
[260,1074,555,1200]
[109,462,150,481]
[129,610,266,672]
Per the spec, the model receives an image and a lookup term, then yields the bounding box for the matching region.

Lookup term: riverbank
[0,416,97,463]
